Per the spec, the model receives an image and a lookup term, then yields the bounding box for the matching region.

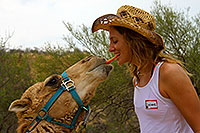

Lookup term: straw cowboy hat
[92,5,164,48]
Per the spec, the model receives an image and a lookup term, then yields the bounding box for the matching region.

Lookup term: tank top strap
[151,61,172,104]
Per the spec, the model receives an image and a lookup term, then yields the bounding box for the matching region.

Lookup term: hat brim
[92,14,164,48]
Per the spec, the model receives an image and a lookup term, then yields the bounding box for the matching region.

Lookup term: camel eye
[45,76,59,87]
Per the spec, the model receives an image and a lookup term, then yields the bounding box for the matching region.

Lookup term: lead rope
[75,107,92,133]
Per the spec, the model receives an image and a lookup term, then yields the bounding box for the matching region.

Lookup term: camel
[8,56,113,133]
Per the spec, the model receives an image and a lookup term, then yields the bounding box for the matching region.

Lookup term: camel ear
[8,99,30,113]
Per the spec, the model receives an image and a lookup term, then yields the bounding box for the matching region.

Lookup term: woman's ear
[8,99,31,113]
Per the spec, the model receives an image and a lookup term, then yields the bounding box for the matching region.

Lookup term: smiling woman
[91,5,200,133]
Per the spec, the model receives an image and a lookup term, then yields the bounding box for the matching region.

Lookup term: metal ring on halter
[61,79,75,91]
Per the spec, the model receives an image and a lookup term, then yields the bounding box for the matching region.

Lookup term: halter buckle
[61,79,75,91]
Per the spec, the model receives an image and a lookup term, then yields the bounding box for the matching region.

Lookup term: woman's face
[108,27,132,65]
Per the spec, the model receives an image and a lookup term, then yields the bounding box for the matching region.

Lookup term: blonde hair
[113,26,189,79]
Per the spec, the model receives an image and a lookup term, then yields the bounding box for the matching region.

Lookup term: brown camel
[9,56,113,133]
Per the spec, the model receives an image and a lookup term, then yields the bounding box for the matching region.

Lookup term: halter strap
[26,72,89,132]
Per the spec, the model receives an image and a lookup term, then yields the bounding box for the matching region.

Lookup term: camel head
[8,56,113,133]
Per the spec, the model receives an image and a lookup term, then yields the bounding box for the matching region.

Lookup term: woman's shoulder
[159,62,187,79]
[159,62,192,95]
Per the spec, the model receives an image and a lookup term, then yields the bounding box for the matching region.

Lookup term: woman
[91,5,200,133]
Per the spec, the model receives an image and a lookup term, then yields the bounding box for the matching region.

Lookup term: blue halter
[26,72,90,132]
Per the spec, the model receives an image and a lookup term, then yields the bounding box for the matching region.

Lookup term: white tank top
[134,62,193,133]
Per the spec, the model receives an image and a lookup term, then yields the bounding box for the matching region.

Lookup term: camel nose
[105,65,113,75]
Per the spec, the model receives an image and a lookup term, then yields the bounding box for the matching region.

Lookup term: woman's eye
[113,40,118,44]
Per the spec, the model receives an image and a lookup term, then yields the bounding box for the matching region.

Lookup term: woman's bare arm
[160,63,200,133]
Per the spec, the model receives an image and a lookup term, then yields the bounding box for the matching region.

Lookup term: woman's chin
[117,58,130,65]
[117,60,124,65]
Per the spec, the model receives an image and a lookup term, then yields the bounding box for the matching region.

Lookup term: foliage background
[0,2,199,133]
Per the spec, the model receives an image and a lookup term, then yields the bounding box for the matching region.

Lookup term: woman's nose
[109,43,115,52]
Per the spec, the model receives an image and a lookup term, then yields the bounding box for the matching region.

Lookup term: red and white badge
[145,100,158,109]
